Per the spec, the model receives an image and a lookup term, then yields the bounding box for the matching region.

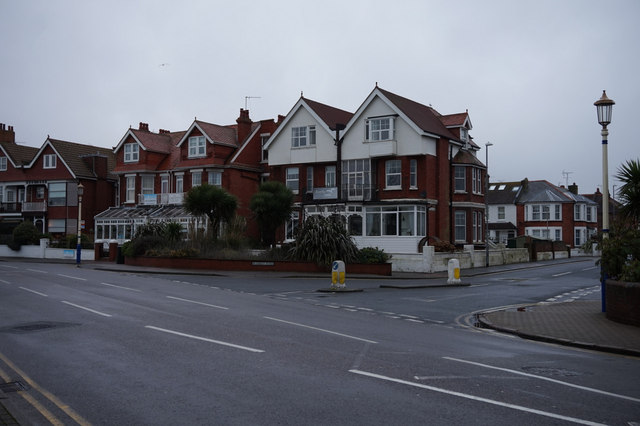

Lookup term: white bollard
[447,258,461,284]
[331,260,346,289]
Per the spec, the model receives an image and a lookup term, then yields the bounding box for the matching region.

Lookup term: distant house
[488,179,598,247]
[264,86,486,253]
[96,110,280,243]
[0,123,116,239]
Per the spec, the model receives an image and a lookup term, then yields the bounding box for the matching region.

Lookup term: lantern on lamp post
[76,183,84,266]
[594,90,614,312]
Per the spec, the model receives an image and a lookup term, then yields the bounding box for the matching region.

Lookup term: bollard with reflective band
[447,259,461,284]
[331,260,346,289]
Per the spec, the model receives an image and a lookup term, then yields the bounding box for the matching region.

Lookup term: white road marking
[61,301,112,317]
[264,316,378,344]
[582,267,598,271]
[0,265,17,269]
[552,271,572,277]
[57,274,87,281]
[19,287,48,297]
[166,296,228,310]
[444,357,640,403]
[145,326,264,353]
[26,268,47,273]
[0,279,10,284]
[100,282,141,292]
[349,369,605,426]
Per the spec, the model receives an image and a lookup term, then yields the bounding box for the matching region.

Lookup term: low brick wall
[606,280,640,327]
[124,256,392,276]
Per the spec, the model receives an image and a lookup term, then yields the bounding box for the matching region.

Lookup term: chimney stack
[159,129,170,134]
[139,122,150,132]
[0,123,16,143]
[569,182,579,195]
[236,108,252,143]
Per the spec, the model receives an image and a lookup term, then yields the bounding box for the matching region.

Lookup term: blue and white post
[331,260,346,289]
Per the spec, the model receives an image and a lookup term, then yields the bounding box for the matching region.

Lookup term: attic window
[366,117,394,142]
[512,186,520,191]
[43,154,56,169]
[188,136,206,158]
[461,128,468,141]
[489,184,497,190]
[498,185,506,190]
[0,157,6,171]
[124,143,139,162]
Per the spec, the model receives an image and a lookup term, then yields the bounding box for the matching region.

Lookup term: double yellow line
[0,351,91,425]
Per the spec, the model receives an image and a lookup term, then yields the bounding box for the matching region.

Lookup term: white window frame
[306,166,313,193]
[43,154,56,169]
[261,134,270,162]
[454,166,465,192]
[141,175,154,194]
[175,174,184,193]
[455,211,466,242]
[208,171,222,187]
[497,206,505,220]
[365,117,394,142]
[410,159,417,188]
[188,136,206,158]
[125,176,136,203]
[385,159,402,189]
[161,175,169,194]
[286,167,299,194]
[124,143,139,162]
[0,157,6,171]
[48,182,66,206]
[531,205,541,221]
[554,204,561,220]
[191,170,202,187]
[325,165,336,188]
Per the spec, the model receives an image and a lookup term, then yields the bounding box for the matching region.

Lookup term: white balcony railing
[22,201,47,212]
[137,193,185,206]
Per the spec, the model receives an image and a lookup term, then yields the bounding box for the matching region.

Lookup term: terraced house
[264,86,487,254]
[95,110,280,243]
[0,123,116,238]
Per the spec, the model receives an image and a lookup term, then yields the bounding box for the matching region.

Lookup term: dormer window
[0,157,6,171]
[366,117,394,141]
[44,154,56,169]
[461,128,468,141]
[292,126,316,148]
[124,143,139,162]
[188,136,206,158]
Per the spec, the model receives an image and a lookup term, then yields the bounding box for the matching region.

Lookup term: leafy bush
[289,215,359,266]
[598,224,640,282]
[122,235,165,257]
[9,221,41,251]
[357,247,391,264]
[432,239,457,253]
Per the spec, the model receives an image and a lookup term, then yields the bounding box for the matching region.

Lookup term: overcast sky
[1,0,637,196]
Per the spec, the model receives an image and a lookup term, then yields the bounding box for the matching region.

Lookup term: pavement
[1,256,639,425]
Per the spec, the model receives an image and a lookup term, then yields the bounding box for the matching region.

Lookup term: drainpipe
[334,123,346,202]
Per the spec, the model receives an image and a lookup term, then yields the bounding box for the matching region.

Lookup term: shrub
[432,240,457,253]
[289,215,359,266]
[357,247,391,264]
[598,224,640,282]
[9,221,41,251]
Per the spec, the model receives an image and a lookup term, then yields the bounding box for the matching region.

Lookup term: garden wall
[391,246,530,273]
[124,256,392,276]
[606,280,640,327]
[0,239,95,261]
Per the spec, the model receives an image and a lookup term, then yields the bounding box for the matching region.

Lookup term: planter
[124,256,392,276]
[606,279,640,327]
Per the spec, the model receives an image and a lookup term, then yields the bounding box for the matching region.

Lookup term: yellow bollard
[331,260,346,289]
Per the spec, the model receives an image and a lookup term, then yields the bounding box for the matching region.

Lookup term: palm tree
[184,184,237,240]
[615,159,640,225]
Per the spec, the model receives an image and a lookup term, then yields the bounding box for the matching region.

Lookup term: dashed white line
[264,316,378,344]
[0,265,17,269]
[444,357,640,403]
[0,279,10,285]
[145,326,264,353]
[552,272,572,277]
[166,296,228,310]
[26,268,47,273]
[19,287,48,297]
[61,301,112,317]
[100,282,141,292]
[57,274,87,281]
[349,369,605,426]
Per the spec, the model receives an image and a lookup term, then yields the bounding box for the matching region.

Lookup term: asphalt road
[0,259,638,425]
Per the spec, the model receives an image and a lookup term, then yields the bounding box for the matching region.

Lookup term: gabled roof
[558,186,598,205]
[114,128,174,155]
[440,111,472,130]
[302,97,353,131]
[264,97,354,150]
[177,120,238,148]
[31,138,116,180]
[517,180,571,204]
[0,142,38,168]
[452,149,485,167]
[374,87,460,141]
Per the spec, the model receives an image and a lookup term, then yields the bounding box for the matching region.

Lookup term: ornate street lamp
[594,90,614,312]
[485,141,493,267]
[76,183,84,266]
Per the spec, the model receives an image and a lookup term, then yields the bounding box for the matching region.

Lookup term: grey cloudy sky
[1,0,637,195]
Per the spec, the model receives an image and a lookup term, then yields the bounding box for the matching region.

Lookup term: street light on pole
[485,141,493,268]
[76,183,84,266]
[594,90,614,312]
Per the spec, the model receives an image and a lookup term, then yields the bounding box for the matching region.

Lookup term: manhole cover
[521,366,585,377]
[0,321,80,334]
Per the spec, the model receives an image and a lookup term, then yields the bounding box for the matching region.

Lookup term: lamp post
[594,90,614,312]
[485,141,493,268]
[76,183,84,266]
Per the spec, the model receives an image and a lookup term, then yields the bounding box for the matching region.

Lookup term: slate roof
[48,138,116,180]
[302,98,353,130]
[517,180,571,203]
[377,88,459,141]
[0,141,38,166]
[487,181,523,204]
